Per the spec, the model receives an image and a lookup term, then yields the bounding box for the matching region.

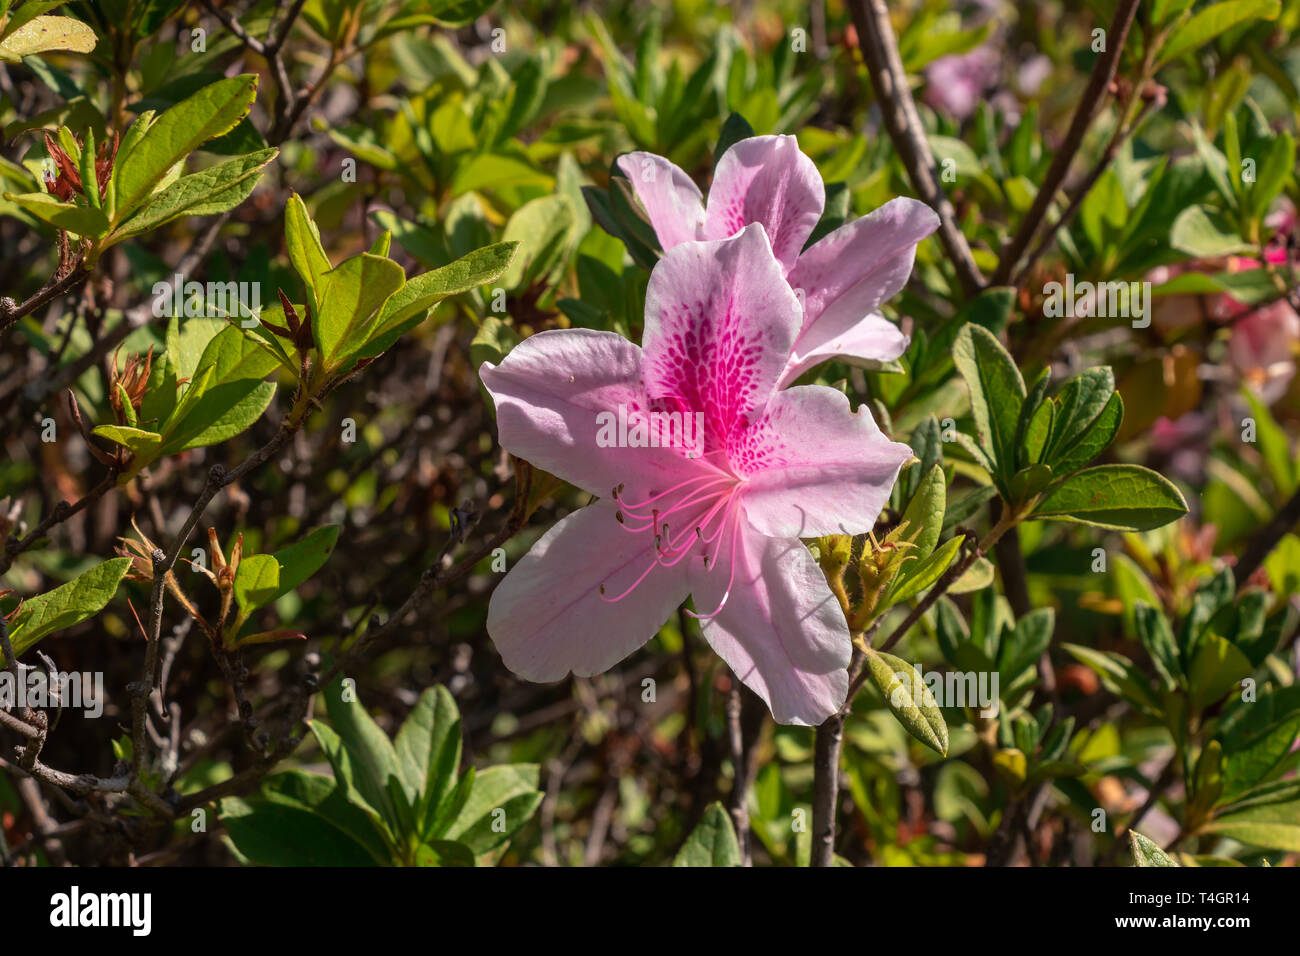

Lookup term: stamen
[597,554,664,603]
[685,508,743,621]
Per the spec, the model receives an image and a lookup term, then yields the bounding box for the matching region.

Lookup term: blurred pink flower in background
[923,46,999,121]
[1220,216,1299,404]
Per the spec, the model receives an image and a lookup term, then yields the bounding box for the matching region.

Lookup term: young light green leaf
[285,192,331,314]
[91,424,161,458]
[113,75,259,218]
[1157,0,1280,66]
[3,191,107,236]
[898,464,945,560]
[157,325,279,455]
[314,252,406,370]
[0,14,95,61]
[1129,830,1179,866]
[113,147,277,239]
[889,534,964,604]
[863,647,948,755]
[268,525,339,602]
[5,558,130,660]
[232,553,279,614]
[1200,800,1300,852]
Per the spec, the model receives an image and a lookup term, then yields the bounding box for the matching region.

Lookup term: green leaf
[1051,392,1122,479]
[393,685,463,819]
[1062,643,1161,715]
[1187,632,1253,711]
[284,192,331,315]
[1170,204,1254,257]
[998,608,1055,680]
[889,534,964,604]
[219,796,383,866]
[113,147,276,239]
[673,802,741,866]
[442,764,543,854]
[157,325,278,456]
[3,191,107,237]
[0,14,95,61]
[499,194,577,290]
[1135,602,1181,691]
[232,554,279,614]
[1042,368,1117,467]
[353,242,518,363]
[1032,464,1188,531]
[316,677,404,835]
[243,769,390,864]
[1201,800,1300,851]
[113,75,260,218]
[315,252,406,370]
[898,464,945,561]
[1157,0,1281,66]
[415,840,477,866]
[5,558,130,660]
[91,424,162,458]
[376,241,516,330]
[1129,830,1179,866]
[269,525,339,602]
[863,647,948,755]
[952,324,1025,487]
[1222,715,1300,800]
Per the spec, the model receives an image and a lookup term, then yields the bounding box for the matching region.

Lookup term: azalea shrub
[0,0,1298,870]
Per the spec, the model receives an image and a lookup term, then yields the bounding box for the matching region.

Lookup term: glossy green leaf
[1032,464,1188,531]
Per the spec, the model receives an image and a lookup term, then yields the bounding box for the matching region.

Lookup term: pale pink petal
[694,524,850,725]
[786,197,938,368]
[615,151,706,251]
[641,223,801,455]
[704,135,825,273]
[487,499,693,681]
[737,386,913,538]
[778,313,909,387]
[480,329,690,498]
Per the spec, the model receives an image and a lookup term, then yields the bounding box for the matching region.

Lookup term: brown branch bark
[847,0,985,297]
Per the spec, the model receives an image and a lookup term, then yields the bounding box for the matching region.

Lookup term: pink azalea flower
[923,46,1000,121]
[479,224,913,725]
[615,135,939,387]
[1219,248,1300,403]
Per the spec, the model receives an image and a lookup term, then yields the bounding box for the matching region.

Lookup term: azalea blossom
[480,224,913,725]
[616,135,938,387]
[1221,246,1300,404]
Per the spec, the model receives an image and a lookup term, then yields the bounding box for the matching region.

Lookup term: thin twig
[847,0,985,296]
[991,0,1141,286]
